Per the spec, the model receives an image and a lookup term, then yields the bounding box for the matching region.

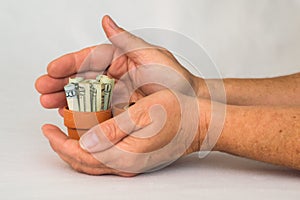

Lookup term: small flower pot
[63,106,112,140]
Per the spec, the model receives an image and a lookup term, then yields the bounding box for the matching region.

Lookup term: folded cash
[64,75,115,112]
[64,83,79,111]
[96,74,115,110]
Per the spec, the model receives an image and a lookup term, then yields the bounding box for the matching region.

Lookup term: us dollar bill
[64,75,114,112]
[89,80,102,112]
[79,80,93,112]
[68,77,84,111]
[69,77,84,85]
[96,75,115,110]
[64,83,79,111]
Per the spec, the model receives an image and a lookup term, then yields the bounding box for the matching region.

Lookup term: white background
[0,0,300,199]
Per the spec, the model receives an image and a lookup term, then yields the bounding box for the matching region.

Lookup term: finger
[40,91,67,109]
[42,124,104,168]
[47,44,115,78]
[35,75,69,94]
[58,152,135,176]
[42,124,136,176]
[79,100,152,153]
[57,152,110,175]
[42,126,109,175]
[102,15,152,63]
[36,69,109,95]
[42,124,69,153]
[58,107,64,117]
[61,152,137,176]
[75,71,105,80]
[47,47,93,78]
[70,162,112,175]
[57,148,135,176]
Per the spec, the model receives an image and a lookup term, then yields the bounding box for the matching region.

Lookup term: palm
[107,53,146,103]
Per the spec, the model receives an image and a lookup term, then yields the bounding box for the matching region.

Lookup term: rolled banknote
[89,80,102,112]
[68,77,84,111]
[64,75,114,112]
[97,75,115,110]
[69,77,84,85]
[64,83,79,111]
[79,80,92,112]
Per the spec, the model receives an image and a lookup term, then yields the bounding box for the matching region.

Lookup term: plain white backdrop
[0,0,300,199]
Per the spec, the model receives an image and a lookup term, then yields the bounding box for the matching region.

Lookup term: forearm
[193,73,300,106]
[200,101,300,170]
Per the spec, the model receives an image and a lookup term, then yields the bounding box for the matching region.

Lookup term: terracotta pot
[63,106,112,140]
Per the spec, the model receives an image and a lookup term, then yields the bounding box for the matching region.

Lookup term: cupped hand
[35,15,198,115]
[36,15,204,176]
[42,89,205,176]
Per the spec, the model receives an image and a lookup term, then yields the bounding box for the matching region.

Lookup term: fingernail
[107,16,119,30]
[79,132,99,151]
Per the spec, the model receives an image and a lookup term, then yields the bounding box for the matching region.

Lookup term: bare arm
[198,99,300,170]
[195,72,300,106]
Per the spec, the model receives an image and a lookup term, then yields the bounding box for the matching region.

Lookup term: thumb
[101,15,151,60]
[79,103,150,153]
[101,15,123,38]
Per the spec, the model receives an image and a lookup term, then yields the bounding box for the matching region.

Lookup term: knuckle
[100,122,118,142]
[130,107,151,127]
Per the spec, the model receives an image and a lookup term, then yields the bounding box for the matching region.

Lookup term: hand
[36,15,205,176]
[42,90,205,176]
[35,15,198,115]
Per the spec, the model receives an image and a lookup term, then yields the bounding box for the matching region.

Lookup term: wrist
[191,76,210,99]
[197,98,210,152]
[195,98,228,153]
[185,77,228,154]
[185,98,210,154]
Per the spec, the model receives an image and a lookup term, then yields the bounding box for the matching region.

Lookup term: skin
[195,73,300,106]
[215,105,300,170]
[35,15,300,176]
